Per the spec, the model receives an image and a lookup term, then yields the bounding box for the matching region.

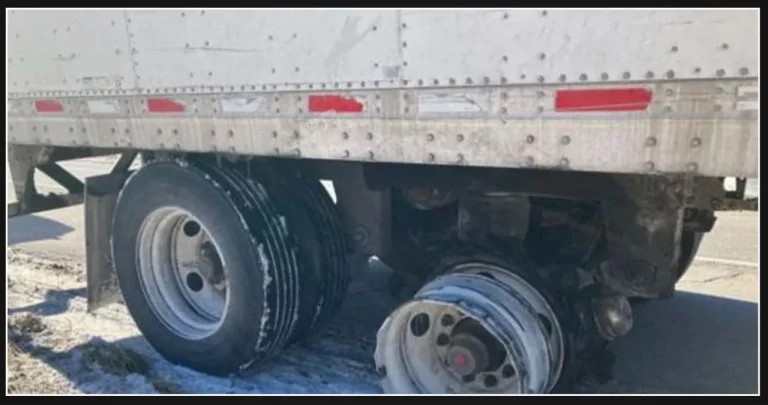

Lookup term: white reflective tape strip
[736,85,758,111]
[737,86,758,98]
[417,93,490,114]
[8,100,24,114]
[736,101,758,111]
[220,97,268,114]
[86,100,120,114]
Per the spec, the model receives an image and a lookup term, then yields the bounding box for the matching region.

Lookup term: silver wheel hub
[137,207,229,340]
[374,263,564,394]
[445,333,489,376]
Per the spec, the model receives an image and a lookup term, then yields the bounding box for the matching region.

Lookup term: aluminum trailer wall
[8,9,759,177]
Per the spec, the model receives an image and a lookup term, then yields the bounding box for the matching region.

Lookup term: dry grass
[7,341,70,394]
[81,342,149,376]
[12,314,46,335]
[7,313,181,394]
[7,314,75,394]
[7,341,43,394]
[81,341,182,394]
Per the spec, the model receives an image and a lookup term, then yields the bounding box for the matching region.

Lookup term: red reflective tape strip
[34,100,64,113]
[308,95,363,113]
[554,88,653,112]
[147,98,185,113]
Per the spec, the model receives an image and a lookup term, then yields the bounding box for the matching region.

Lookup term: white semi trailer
[7,9,758,394]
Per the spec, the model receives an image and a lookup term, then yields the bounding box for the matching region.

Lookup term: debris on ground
[10,313,47,336]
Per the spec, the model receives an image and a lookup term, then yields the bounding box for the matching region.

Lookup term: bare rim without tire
[375,263,564,394]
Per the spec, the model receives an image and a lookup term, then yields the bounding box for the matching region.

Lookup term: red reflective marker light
[555,88,653,112]
[34,100,64,113]
[147,98,185,113]
[308,95,364,113]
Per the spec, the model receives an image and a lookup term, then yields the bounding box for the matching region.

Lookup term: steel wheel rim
[137,206,229,340]
[375,264,564,394]
[445,263,565,391]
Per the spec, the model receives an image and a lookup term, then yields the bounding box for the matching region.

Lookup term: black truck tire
[111,160,300,375]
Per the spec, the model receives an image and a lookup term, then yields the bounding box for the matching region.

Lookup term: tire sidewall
[112,162,265,374]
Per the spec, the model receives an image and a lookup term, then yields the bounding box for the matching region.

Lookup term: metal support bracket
[599,176,688,298]
[85,171,130,312]
[327,162,392,280]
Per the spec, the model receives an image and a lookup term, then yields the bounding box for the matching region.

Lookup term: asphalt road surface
[6,158,759,394]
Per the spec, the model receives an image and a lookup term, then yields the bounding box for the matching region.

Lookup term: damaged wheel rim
[374,263,564,394]
[137,207,229,340]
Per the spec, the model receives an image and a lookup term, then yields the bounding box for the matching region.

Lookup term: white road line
[694,256,759,268]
